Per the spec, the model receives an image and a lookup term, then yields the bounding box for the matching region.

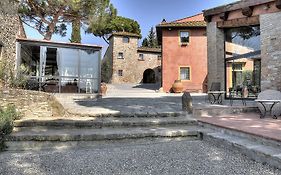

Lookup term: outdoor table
[255,99,281,119]
[207,91,225,104]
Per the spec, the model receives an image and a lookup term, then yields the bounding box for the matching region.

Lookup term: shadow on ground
[132,83,161,90]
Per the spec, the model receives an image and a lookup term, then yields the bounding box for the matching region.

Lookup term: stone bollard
[182,91,193,114]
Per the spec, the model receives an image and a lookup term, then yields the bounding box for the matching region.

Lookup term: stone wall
[109,35,161,84]
[0,0,19,69]
[260,12,281,91]
[0,88,65,118]
[206,22,225,91]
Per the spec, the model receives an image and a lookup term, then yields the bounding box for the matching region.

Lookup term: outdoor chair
[255,90,281,119]
[207,82,225,104]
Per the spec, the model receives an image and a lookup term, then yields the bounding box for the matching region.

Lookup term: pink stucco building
[156,14,208,93]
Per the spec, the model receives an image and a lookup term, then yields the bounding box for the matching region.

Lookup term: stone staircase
[4,114,281,170]
[5,115,201,151]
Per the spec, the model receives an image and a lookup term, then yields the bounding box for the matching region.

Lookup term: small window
[123,37,129,43]
[180,31,189,45]
[118,52,124,59]
[118,70,123,76]
[180,67,190,80]
[139,54,144,61]
[157,55,161,60]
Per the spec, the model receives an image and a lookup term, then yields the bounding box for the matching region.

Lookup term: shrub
[0,105,20,151]
[10,64,30,89]
[0,105,21,135]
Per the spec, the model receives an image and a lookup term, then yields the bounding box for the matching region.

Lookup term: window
[139,54,144,60]
[180,67,190,80]
[123,37,129,43]
[157,55,161,60]
[179,31,189,45]
[118,70,123,76]
[117,52,124,59]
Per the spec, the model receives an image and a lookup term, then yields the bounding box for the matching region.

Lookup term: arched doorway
[143,69,156,83]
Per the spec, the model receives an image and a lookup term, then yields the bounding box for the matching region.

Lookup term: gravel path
[0,139,280,175]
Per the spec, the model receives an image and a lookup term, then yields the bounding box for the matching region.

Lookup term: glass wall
[225,26,261,98]
[19,42,101,93]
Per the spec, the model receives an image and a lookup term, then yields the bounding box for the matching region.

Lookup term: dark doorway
[143,69,156,83]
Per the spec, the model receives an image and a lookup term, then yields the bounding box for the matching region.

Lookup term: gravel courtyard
[0,138,280,175]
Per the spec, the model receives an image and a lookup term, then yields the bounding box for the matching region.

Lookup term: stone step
[5,126,201,151]
[198,122,281,149]
[203,131,281,170]
[14,116,197,129]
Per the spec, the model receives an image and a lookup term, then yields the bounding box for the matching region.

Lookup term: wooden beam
[204,16,212,22]
[204,0,274,17]
[242,6,253,17]
[217,16,260,28]
[276,0,281,9]
[219,12,229,21]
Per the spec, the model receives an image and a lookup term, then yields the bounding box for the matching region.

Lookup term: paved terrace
[52,84,281,143]
[55,83,255,117]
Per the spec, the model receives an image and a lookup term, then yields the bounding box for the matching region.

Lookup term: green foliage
[0,59,29,89]
[142,27,159,48]
[19,0,117,41]
[242,70,253,86]
[142,38,149,47]
[11,64,30,89]
[101,59,111,83]
[0,60,7,85]
[0,105,21,151]
[88,15,141,43]
[0,105,20,135]
[18,0,69,40]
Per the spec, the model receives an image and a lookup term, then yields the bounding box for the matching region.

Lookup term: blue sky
[24,0,237,54]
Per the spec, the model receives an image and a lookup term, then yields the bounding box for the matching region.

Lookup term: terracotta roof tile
[109,32,141,39]
[157,21,207,28]
[137,47,161,53]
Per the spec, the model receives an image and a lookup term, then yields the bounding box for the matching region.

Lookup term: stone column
[260,12,281,91]
[207,22,225,91]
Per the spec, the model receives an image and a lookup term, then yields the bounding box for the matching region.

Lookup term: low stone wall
[0,88,65,118]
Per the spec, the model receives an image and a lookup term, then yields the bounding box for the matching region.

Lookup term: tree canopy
[142,27,159,48]
[18,0,116,41]
[88,15,141,44]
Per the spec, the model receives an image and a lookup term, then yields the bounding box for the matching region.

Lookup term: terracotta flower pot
[100,83,107,95]
[172,80,183,93]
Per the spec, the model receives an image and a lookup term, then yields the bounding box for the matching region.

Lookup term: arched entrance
[143,69,156,83]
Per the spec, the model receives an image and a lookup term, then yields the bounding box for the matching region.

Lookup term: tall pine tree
[142,27,158,48]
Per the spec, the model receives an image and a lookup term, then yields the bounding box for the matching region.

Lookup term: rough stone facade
[0,0,20,69]
[260,12,281,91]
[103,33,161,84]
[206,22,225,91]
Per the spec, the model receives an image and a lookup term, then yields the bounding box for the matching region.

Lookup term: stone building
[156,14,208,93]
[102,32,161,84]
[0,0,22,69]
[203,0,281,98]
